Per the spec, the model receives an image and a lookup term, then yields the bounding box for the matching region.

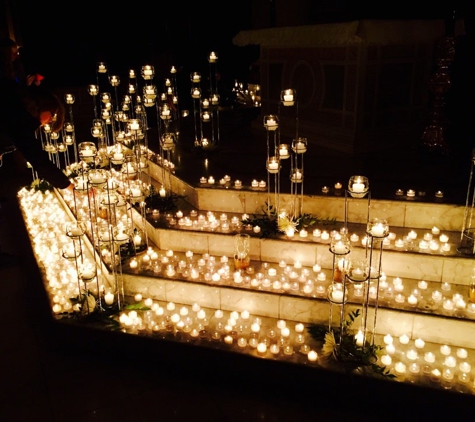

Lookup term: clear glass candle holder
[87,84,99,96]
[347,259,369,282]
[141,65,154,80]
[278,144,290,159]
[348,175,369,198]
[263,115,279,131]
[292,137,307,154]
[66,221,86,239]
[327,283,347,305]
[191,72,201,83]
[97,62,107,73]
[78,141,97,162]
[290,168,304,183]
[266,157,280,174]
[367,218,389,238]
[88,169,108,186]
[161,133,176,151]
[330,236,350,255]
[281,88,296,106]
[208,51,218,63]
[234,233,251,271]
[191,87,201,99]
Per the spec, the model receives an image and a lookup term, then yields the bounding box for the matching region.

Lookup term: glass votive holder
[266,156,280,174]
[64,93,75,104]
[141,65,154,80]
[66,221,86,239]
[327,283,347,305]
[367,218,389,238]
[348,175,369,198]
[190,71,201,83]
[87,84,99,96]
[330,236,350,255]
[160,105,172,120]
[61,242,82,260]
[290,168,304,183]
[347,259,369,282]
[88,169,108,186]
[161,133,176,151]
[208,51,218,63]
[278,143,290,159]
[97,62,107,73]
[191,87,201,98]
[211,94,220,105]
[292,137,307,154]
[109,75,120,86]
[263,115,279,131]
[281,88,296,106]
[79,264,97,282]
[78,141,97,162]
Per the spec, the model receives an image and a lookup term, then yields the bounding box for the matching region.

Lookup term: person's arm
[1,78,72,189]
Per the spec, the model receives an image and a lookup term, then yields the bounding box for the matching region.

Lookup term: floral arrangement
[308,309,395,379]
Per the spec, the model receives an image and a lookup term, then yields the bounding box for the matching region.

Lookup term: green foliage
[241,203,332,239]
[145,187,186,213]
[308,309,396,380]
[30,178,53,193]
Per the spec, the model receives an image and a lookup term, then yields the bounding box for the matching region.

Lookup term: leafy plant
[30,178,53,193]
[241,202,330,239]
[144,185,187,213]
[307,309,396,380]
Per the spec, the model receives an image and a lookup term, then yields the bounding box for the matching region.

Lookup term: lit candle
[414,338,425,349]
[104,292,114,305]
[399,334,410,345]
[307,350,318,362]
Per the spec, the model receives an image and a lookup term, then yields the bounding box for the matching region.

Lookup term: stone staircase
[124,160,475,351]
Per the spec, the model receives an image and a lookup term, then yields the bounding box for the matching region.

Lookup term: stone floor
[1,112,475,421]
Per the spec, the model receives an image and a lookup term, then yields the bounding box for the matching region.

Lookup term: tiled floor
[1,118,475,422]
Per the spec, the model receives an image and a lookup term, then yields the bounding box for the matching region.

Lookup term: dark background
[3,0,466,88]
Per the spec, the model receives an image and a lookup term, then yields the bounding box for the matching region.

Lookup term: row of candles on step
[118,300,320,363]
[379,333,473,390]
[199,175,266,188]
[128,248,474,316]
[159,209,452,253]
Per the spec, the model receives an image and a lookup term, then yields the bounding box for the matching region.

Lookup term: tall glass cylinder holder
[458,149,475,255]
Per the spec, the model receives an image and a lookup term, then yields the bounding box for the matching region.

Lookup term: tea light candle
[307,350,318,362]
[386,344,396,355]
[414,338,425,349]
[418,280,428,290]
[432,290,442,301]
[432,226,440,235]
[350,233,359,242]
[257,343,267,355]
[105,292,114,305]
[395,361,406,375]
[408,294,418,306]
[424,352,435,363]
[406,349,418,360]
[444,356,457,368]
[408,230,417,239]
[331,288,344,302]
[439,234,449,243]
[406,189,415,197]
[321,231,330,241]
[384,334,393,345]
[408,363,420,376]
[457,348,468,359]
[130,259,138,269]
[399,334,410,345]
[381,354,392,366]
[440,345,451,356]
[395,239,404,248]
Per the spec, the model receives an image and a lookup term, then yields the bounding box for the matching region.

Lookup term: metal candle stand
[327,176,388,350]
